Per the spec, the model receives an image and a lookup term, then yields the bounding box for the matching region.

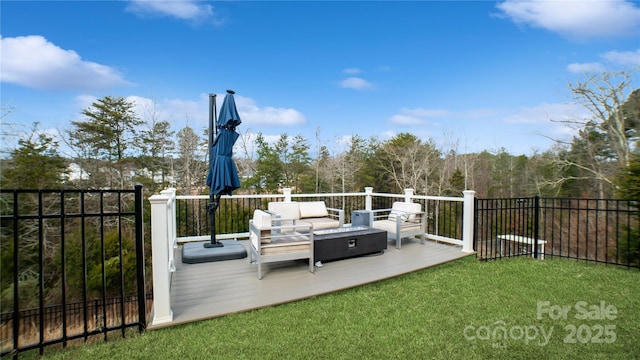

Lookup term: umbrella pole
[205,193,223,248]
[205,93,224,248]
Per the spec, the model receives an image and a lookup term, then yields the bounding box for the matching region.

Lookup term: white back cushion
[390,202,421,222]
[388,210,408,223]
[299,201,329,218]
[268,202,301,220]
[250,210,273,247]
[252,210,272,230]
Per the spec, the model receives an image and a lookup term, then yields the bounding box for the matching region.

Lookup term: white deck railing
[148,187,475,326]
[148,189,177,325]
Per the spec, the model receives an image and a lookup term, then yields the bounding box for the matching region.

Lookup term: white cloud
[380,130,397,141]
[390,107,452,126]
[339,77,374,90]
[502,102,591,142]
[503,102,587,124]
[128,95,183,125]
[139,92,304,128]
[343,68,361,74]
[125,0,215,23]
[68,92,306,142]
[566,48,640,73]
[162,96,208,124]
[567,62,607,73]
[601,49,640,66]
[236,96,306,126]
[335,134,353,147]
[403,108,452,118]
[252,132,281,145]
[327,135,354,154]
[462,108,499,118]
[74,94,98,111]
[0,35,132,91]
[70,94,202,128]
[390,114,425,126]
[496,0,640,39]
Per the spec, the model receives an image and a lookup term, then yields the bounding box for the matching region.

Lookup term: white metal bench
[497,234,547,260]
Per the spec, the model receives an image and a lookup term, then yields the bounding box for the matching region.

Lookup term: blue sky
[2,0,639,157]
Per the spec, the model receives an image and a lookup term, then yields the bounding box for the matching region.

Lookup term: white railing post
[364,187,373,211]
[462,190,476,253]
[283,188,292,202]
[160,188,177,270]
[149,193,174,325]
[404,188,414,202]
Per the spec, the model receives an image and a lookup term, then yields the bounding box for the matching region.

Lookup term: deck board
[148,239,471,329]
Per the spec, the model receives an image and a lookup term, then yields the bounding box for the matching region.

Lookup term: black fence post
[134,185,147,332]
[533,195,540,260]
[473,197,478,253]
[12,190,20,359]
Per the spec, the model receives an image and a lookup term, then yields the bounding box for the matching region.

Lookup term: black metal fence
[474,196,639,268]
[177,195,280,238]
[0,186,147,358]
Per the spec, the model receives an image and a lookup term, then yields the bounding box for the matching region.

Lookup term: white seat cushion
[304,217,340,230]
[373,219,422,233]
[259,235,310,254]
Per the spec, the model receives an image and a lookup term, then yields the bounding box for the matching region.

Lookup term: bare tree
[135,99,176,192]
[377,133,441,194]
[1,102,20,158]
[546,70,637,197]
[176,124,207,195]
[570,71,636,167]
[333,134,370,193]
[234,128,258,192]
[314,127,321,192]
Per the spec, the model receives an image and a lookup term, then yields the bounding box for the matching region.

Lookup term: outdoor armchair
[371,202,426,249]
[249,209,315,280]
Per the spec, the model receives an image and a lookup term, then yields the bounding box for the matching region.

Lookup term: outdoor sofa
[267,201,344,230]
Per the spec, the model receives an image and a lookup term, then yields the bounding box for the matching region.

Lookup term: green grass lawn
[33,257,640,359]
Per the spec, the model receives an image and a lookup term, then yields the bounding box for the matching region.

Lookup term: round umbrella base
[203,242,224,248]
[182,240,248,264]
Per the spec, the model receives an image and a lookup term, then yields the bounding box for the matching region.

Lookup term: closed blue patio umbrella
[182,89,247,263]
[205,90,242,248]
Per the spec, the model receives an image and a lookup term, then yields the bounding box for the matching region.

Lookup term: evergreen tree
[616,153,640,201]
[1,123,68,189]
[137,120,175,193]
[68,96,143,188]
[445,168,465,196]
[344,134,372,193]
[314,144,331,192]
[288,134,312,193]
[249,133,283,193]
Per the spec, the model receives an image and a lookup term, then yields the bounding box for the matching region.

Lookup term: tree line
[1,71,638,201]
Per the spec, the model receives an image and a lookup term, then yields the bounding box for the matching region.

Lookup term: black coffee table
[313,226,387,262]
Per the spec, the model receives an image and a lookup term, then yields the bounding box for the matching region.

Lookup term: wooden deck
[148,239,471,329]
